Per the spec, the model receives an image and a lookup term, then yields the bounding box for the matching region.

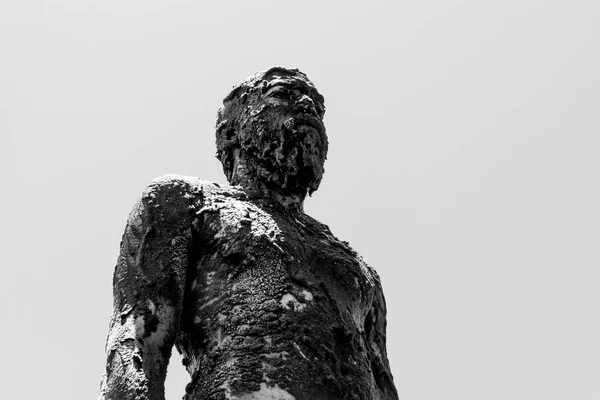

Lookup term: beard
[237,113,328,196]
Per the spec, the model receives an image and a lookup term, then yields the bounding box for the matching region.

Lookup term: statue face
[231,70,328,196]
[261,73,325,133]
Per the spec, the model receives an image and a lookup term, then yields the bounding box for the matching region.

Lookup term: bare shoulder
[133,174,218,222]
[144,174,210,197]
[141,174,215,211]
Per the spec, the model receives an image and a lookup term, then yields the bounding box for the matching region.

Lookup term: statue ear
[216,119,239,144]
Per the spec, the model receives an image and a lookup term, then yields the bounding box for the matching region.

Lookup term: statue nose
[294,95,316,114]
[297,95,313,105]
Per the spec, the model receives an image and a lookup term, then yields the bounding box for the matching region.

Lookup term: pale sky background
[2,1,599,399]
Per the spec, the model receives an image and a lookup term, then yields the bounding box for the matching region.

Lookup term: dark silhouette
[99,67,398,400]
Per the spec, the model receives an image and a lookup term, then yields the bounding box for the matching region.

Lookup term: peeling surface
[220,382,295,400]
[99,175,200,400]
[216,67,328,200]
[300,290,313,302]
[262,351,289,360]
[100,67,397,400]
[238,383,296,400]
[100,173,397,400]
[280,293,306,311]
[199,182,283,244]
[177,181,396,399]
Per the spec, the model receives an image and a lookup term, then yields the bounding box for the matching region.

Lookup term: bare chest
[191,186,375,301]
[176,185,381,395]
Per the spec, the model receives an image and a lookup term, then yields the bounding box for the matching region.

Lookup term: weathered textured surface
[215,67,328,199]
[99,67,398,400]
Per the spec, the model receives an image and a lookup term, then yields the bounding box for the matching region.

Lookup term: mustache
[283,114,325,136]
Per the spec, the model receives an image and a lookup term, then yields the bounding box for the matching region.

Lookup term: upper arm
[365,278,399,400]
[100,175,202,400]
[113,175,200,315]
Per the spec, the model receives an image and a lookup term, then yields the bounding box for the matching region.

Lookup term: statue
[99,67,398,400]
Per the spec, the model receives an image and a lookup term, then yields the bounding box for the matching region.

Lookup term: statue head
[215,67,328,201]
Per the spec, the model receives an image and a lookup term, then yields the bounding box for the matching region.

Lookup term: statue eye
[269,89,288,99]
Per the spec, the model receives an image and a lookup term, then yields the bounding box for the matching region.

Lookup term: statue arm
[99,176,200,400]
[366,279,400,400]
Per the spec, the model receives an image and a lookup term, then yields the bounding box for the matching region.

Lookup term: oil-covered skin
[99,67,398,400]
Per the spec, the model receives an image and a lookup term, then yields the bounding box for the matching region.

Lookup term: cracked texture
[100,67,397,400]
[99,176,398,400]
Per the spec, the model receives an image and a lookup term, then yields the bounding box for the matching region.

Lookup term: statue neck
[227,150,308,211]
[237,180,305,212]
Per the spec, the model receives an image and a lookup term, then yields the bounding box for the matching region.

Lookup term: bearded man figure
[99,67,398,400]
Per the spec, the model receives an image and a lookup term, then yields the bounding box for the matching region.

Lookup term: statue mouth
[285,114,325,136]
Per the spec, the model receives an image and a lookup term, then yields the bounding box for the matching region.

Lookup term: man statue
[99,67,398,400]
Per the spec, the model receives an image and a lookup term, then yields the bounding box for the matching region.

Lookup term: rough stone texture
[215,67,328,199]
[99,67,398,400]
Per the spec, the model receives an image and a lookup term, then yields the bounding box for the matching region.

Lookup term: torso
[176,182,383,400]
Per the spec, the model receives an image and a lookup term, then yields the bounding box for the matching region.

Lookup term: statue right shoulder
[128,175,220,226]
[141,174,221,205]
[135,175,244,226]
[144,174,211,195]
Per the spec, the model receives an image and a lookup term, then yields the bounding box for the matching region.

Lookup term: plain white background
[3,1,599,399]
